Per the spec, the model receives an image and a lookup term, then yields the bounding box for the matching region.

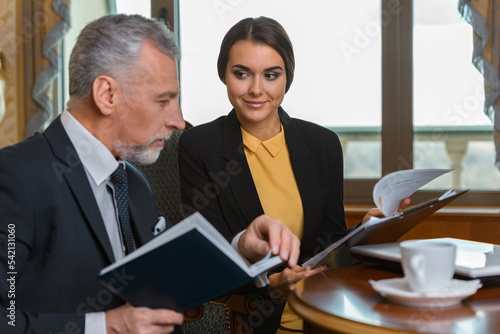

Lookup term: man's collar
[60,109,119,185]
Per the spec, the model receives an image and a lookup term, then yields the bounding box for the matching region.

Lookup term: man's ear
[92,75,119,116]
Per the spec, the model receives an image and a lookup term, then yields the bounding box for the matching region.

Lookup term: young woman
[178,17,407,333]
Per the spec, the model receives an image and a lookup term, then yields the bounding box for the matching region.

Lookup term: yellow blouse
[241,126,304,332]
[241,126,304,239]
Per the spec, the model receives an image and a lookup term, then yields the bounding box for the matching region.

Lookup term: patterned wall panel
[0,0,20,148]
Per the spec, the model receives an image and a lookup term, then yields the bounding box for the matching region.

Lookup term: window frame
[344,0,500,206]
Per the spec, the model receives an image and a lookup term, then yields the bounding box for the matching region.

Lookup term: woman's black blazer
[178,107,347,263]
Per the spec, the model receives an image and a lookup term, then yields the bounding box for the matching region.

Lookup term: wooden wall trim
[345,205,500,244]
[0,0,21,147]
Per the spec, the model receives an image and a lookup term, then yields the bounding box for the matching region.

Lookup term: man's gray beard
[113,141,163,165]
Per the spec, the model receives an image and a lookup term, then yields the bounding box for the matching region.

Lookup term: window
[116,0,150,17]
[179,0,499,205]
[413,0,499,191]
[378,0,499,205]
[64,0,500,205]
[180,0,384,179]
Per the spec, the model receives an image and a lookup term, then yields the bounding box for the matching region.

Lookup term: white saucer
[369,278,482,308]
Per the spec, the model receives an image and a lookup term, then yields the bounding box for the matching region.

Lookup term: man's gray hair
[68,14,179,107]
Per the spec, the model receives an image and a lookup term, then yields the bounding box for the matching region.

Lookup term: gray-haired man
[0,14,299,334]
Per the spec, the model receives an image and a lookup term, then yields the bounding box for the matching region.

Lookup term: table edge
[288,290,421,334]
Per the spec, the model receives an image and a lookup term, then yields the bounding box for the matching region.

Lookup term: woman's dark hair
[217,16,295,93]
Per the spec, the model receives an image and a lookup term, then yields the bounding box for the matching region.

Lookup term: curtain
[0,52,5,123]
[23,0,70,137]
[459,0,500,169]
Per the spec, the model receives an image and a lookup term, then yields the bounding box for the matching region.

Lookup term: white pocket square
[153,217,167,236]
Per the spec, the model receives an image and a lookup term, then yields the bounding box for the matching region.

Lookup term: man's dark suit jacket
[0,117,163,333]
[178,108,347,333]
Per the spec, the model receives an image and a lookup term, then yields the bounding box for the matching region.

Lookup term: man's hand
[106,304,184,334]
[238,215,300,267]
[361,198,412,224]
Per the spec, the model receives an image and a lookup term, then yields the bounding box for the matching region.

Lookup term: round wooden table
[289,263,500,333]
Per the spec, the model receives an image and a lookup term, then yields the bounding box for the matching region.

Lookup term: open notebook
[351,238,500,279]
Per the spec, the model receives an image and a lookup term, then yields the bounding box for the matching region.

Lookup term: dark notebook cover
[97,212,282,311]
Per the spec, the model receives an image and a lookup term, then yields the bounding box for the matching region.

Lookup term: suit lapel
[222,110,264,225]
[126,162,157,246]
[128,199,155,246]
[44,117,116,263]
[280,109,321,244]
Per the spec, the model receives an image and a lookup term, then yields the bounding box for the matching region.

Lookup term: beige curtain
[23,0,70,137]
[459,0,500,169]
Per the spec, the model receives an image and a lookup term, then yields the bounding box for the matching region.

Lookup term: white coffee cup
[400,240,456,293]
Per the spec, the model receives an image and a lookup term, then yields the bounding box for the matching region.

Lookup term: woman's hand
[361,198,412,224]
[268,265,327,298]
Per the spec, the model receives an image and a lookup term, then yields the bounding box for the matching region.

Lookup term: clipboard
[302,190,468,268]
[348,190,468,246]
